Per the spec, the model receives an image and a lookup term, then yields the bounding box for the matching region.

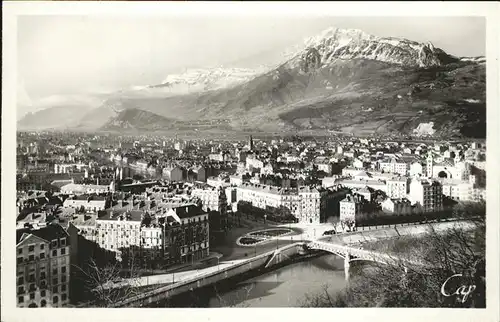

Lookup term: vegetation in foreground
[301,201,486,308]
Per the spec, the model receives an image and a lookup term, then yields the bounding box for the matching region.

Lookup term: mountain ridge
[17,27,486,138]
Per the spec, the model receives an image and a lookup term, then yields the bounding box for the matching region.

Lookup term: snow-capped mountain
[148,67,268,94]
[287,27,458,69]
[19,26,485,139]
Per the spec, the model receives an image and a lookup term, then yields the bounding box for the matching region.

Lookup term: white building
[426,152,471,180]
[235,183,325,224]
[317,162,333,175]
[96,211,143,258]
[229,175,244,186]
[437,178,475,202]
[191,185,227,213]
[379,158,409,176]
[381,198,412,214]
[63,195,107,212]
[206,177,231,189]
[386,177,409,199]
[60,183,112,195]
[339,194,363,228]
[69,214,97,242]
[409,161,425,177]
[246,156,264,171]
[408,178,443,212]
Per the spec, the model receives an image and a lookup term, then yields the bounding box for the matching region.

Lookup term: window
[60,238,66,246]
[30,293,35,300]
[18,286,24,294]
[52,268,58,275]
[52,250,57,257]
[28,245,35,252]
[18,276,24,285]
[61,266,66,274]
[61,248,66,255]
[61,285,66,292]
[61,275,67,283]
[52,278,58,285]
[51,240,57,248]
[40,244,44,250]
[53,296,59,304]
[40,272,46,279]
[29,274,35,282]
[41,300,47,307]
[52,286,58,293]
[18,296,24,304]
[41,290,46,297]
[61,294,67,301]
[18,248,23,255]
[40,253,45,259]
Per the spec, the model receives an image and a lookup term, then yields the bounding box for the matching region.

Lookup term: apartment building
[141,225,163,262]
[63,194,107,212]
[339,194,364,226]
[162,204,210,264]
[60,183,112,195]
[409,161,425,177]
[408,178,443,212]
[336,179,387,194]
[437,178,475,202]
[386,177,409,199]
[235,183,325,224]
[298,186,325,224]
[191,185,227,214]
[69,213,97,242]
[379,158,410,176]
[54,163,88,174]
[162,165,183,182]
[381,198,412,215]
[16,224,70,308]
[246,156,264,171]
[316,162,333,175]
[95,211,143,260]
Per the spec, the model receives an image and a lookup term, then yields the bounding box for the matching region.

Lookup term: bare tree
[302,202,486,308]
[72,251,144,307]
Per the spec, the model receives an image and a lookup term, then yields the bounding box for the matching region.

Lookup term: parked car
[322,229,337,236]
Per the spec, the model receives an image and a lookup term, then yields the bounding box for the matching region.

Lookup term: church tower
[426,151,434,178]
[248,135,254,151]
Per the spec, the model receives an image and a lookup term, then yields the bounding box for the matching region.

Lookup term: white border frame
[2,2,499,322]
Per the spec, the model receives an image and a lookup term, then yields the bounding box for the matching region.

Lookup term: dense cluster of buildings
[15,132,486,306]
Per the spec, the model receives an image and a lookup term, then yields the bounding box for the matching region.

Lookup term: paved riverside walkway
[104,219,473,291]
[101,259,248,290]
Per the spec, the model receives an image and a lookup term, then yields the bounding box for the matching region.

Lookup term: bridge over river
[109,219,474,307]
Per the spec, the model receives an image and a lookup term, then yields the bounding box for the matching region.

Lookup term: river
[209,254,347,307]
[155,254,348,308]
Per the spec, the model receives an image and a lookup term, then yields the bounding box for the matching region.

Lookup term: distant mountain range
[18,27,486,138]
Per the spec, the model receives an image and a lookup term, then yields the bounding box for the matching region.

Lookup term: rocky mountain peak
[290,27,458,70]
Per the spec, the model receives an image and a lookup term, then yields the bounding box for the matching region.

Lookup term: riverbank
[146,250,327,307]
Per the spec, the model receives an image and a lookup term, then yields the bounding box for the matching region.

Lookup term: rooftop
[16,224,69,244]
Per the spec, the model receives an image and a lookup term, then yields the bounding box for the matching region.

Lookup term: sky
[17,16,485,114]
